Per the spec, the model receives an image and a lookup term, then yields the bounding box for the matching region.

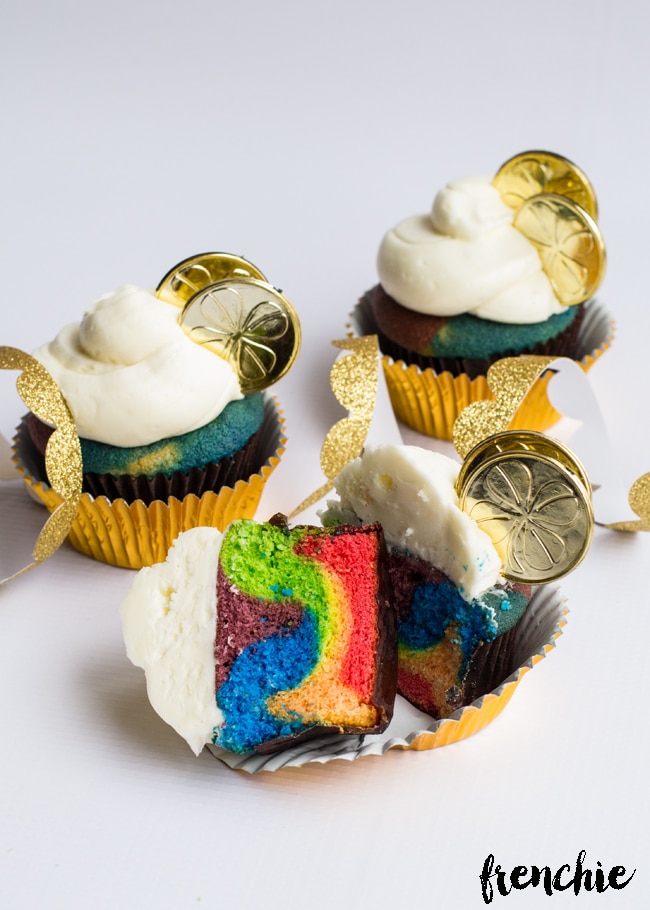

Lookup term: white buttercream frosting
[321,443,502,600]
[121,526,224,756]
[377,175,566,324]
[33,285,243,447]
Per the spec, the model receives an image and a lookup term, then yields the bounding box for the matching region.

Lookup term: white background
[1,1,649,907]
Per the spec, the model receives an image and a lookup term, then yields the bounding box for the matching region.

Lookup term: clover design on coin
[513,193,606,307]
[493,150,599,219]
[457,431,593,584]
[178,278,301,393]
[156,252,268,308]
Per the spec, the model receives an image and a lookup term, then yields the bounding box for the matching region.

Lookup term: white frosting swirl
[377,175,566,324]
[33,285,243,447]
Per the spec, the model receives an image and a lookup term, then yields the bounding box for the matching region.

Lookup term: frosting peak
[431,175,512,239]
[34,285,243,447]
[377,175,566,324]
[78,285,180,366]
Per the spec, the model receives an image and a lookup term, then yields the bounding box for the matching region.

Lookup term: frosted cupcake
[14,256,299,568]
[355,152,612,438]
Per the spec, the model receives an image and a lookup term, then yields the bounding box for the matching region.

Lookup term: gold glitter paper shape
[452,356,556,459]
[289,336,379,518]
[605,473,650,532]
[452,354,650,537]
[1,346,82,584]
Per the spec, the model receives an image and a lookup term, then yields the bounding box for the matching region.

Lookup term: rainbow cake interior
[121,518,396,756]
[214,518,395,753]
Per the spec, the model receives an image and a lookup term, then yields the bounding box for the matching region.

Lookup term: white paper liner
[207,583,566,773]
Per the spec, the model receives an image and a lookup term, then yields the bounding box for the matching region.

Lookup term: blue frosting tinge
[481,587,530,636]
[214,609,319,753]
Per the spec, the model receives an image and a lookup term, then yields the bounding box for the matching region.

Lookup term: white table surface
[1,1,649,907]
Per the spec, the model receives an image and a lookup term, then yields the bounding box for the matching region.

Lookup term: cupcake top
[33,285,243,447]
[321,443,502,601]
[377,175,566,324]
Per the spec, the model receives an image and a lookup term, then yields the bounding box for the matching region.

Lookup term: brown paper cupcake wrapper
[351,296,614,440]
[208,584,566,772]
[13,396,286,570]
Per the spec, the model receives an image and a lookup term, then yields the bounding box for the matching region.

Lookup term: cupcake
[120,440,575,767]
[354,151,612,439]
[121,516,396,755]
[320,441,582,719]
[14,254,300,569]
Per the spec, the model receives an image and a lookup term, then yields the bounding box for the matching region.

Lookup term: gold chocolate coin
[178,277,301,393]
[493,150,599,219]
[457,430,593,584]
[156,253,268,308]
[513,193,606,306]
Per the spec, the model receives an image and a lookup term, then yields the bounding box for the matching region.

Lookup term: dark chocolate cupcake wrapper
[21,397,278,506]
[13,396,286,569]
[358,289,587,378]
[350,295,614,439]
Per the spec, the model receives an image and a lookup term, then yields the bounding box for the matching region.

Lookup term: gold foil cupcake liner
[14,396,285,570]
[208,583,566,772]
[351,298,614,440]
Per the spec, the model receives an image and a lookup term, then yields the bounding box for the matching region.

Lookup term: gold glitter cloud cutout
[452,356,556,459]
[0,347,82,584]
[605,474,650,532]
[289,336,379,518]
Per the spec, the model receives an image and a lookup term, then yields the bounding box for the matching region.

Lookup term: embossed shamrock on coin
[156,253,268,308]
[178,278,301,392]
[457,431,593,584]
[493,150,599,219]
[513,193,606,307]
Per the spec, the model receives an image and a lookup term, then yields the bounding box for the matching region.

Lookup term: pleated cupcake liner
[13,396,286,570]
[208,584,566,772]
[368,287,587,379]
[24,410,265,505]
[351,295,614,440]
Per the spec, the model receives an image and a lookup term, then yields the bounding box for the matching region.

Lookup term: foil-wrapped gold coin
[493,150,599,219]
[513,193,606,306]
[457,430,593,584]
[156,252,268,308]
[178,277,301,393]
